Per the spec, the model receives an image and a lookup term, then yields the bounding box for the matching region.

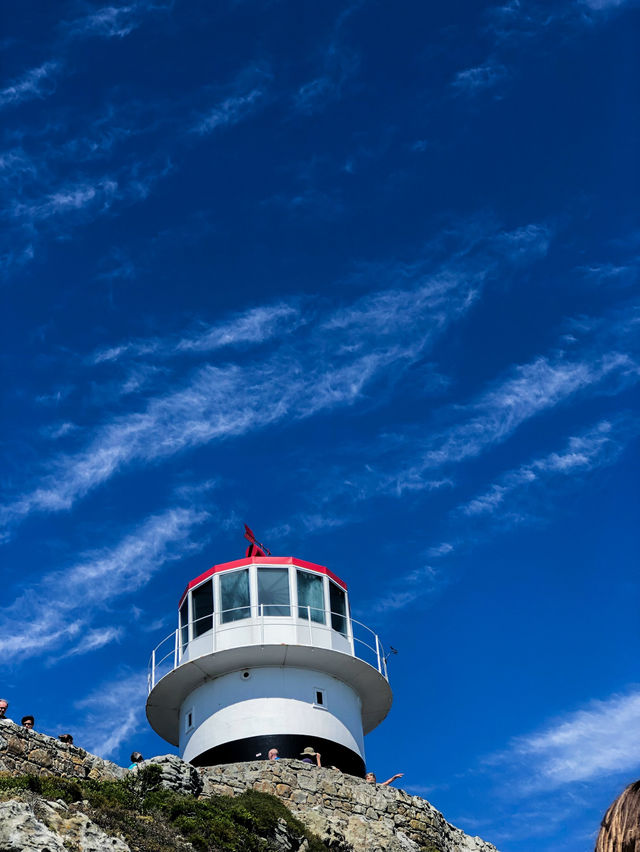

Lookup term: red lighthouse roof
[179,556,347,608]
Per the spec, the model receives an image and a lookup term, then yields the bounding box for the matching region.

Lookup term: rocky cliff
[0,720,498,852]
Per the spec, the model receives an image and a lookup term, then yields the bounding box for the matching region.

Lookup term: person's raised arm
[316,752,322,767]
[380,773,403,787]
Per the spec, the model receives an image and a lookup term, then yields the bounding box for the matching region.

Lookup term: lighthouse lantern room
[146,531,393,775]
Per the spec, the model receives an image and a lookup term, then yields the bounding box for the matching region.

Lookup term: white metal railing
[148,605,389,692]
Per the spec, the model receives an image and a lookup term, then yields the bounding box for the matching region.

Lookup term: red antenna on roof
[244,524,271,557]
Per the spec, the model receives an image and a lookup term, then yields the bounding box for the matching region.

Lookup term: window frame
[313,687,327,709]
[191,578,214,637]
[296,568,326,624]
[184,706,195,733]
[219,567,252,624]
[329,580,348,636]
[257,565,291,617]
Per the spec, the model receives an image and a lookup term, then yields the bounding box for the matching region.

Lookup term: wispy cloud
[426,542,455,558]
[3,347,418,526]
[0,61,62,109]
[441,687,640,846]
[268,512,350,542]
[64,2,172,40]
[493,222,551,258]
[92,302,305,364]
[323,271,478,338]
[485,0,568,43]
[487,688,640,790]
[279,304,637,562]
[5,218,527,529]
[484,0,634,48]
[462,0,634,115]
[293,2,361,114]
[580,0,634,12]
[0,148,38,185]
[461,418,634,519]
[581,261,639,288]
[452,61,509,95]
[5,158,172,255]
[192,87,265,135]
[359,414,636,617]
[379,349,637,497]
[368,564,449,615]
[96,250,138,282]
[178,304,305,353]
[73,670,149,758]
[61,626,124,659]
[0,507,209,661]
[11,178,119,222]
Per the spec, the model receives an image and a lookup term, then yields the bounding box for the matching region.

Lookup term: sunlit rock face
[195,758,499,852]
[0,719,125,782]
[0,724,499,852]
[0,799,131,852]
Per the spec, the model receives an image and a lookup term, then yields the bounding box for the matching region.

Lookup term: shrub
[0,769,328,851]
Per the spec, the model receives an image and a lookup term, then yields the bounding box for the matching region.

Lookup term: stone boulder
[144,753,202,797]
[0,798,131,851]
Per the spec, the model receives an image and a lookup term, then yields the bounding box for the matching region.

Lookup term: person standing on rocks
[21,715,35,730]
[268,748,279,760]
[0,699,13,722]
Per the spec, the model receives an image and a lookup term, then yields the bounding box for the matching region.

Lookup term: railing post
[375,633,381,674]
[307,605,313,645]
[151,648,156,689]
[260,603,264,645]
[347,607,355,655]
[174,630,178,669]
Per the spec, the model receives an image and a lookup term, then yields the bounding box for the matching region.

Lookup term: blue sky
[1,1,639,849]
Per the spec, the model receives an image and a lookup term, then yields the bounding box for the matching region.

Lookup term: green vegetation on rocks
[0,767,327,852]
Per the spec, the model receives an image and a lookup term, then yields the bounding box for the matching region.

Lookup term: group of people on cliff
[265,745,403,787]
[0,698,73,745]
[1,697,148,773]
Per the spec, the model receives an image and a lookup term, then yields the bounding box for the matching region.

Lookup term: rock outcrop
[0,721,498,852]
[195,758,496,852]
[0,798,131,851]
[0,719,124,782]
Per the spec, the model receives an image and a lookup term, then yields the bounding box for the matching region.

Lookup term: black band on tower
[190,733,365,776]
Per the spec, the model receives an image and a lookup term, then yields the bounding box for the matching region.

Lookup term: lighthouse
[146,531,393,775]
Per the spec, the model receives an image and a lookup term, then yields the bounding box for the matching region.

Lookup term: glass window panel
[329,582,347,636]
[258,567,290,617]
[179,599,189,651]
[297,570,325,623]
[192,579,213,637]
[220,570,250,623]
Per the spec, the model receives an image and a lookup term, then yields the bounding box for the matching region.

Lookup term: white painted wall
[179,666,364,764]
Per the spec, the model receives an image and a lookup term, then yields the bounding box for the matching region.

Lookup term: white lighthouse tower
[146,530,392,775]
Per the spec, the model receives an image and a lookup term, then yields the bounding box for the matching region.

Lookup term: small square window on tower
[313,688,326,709]
[185,707,195,733]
